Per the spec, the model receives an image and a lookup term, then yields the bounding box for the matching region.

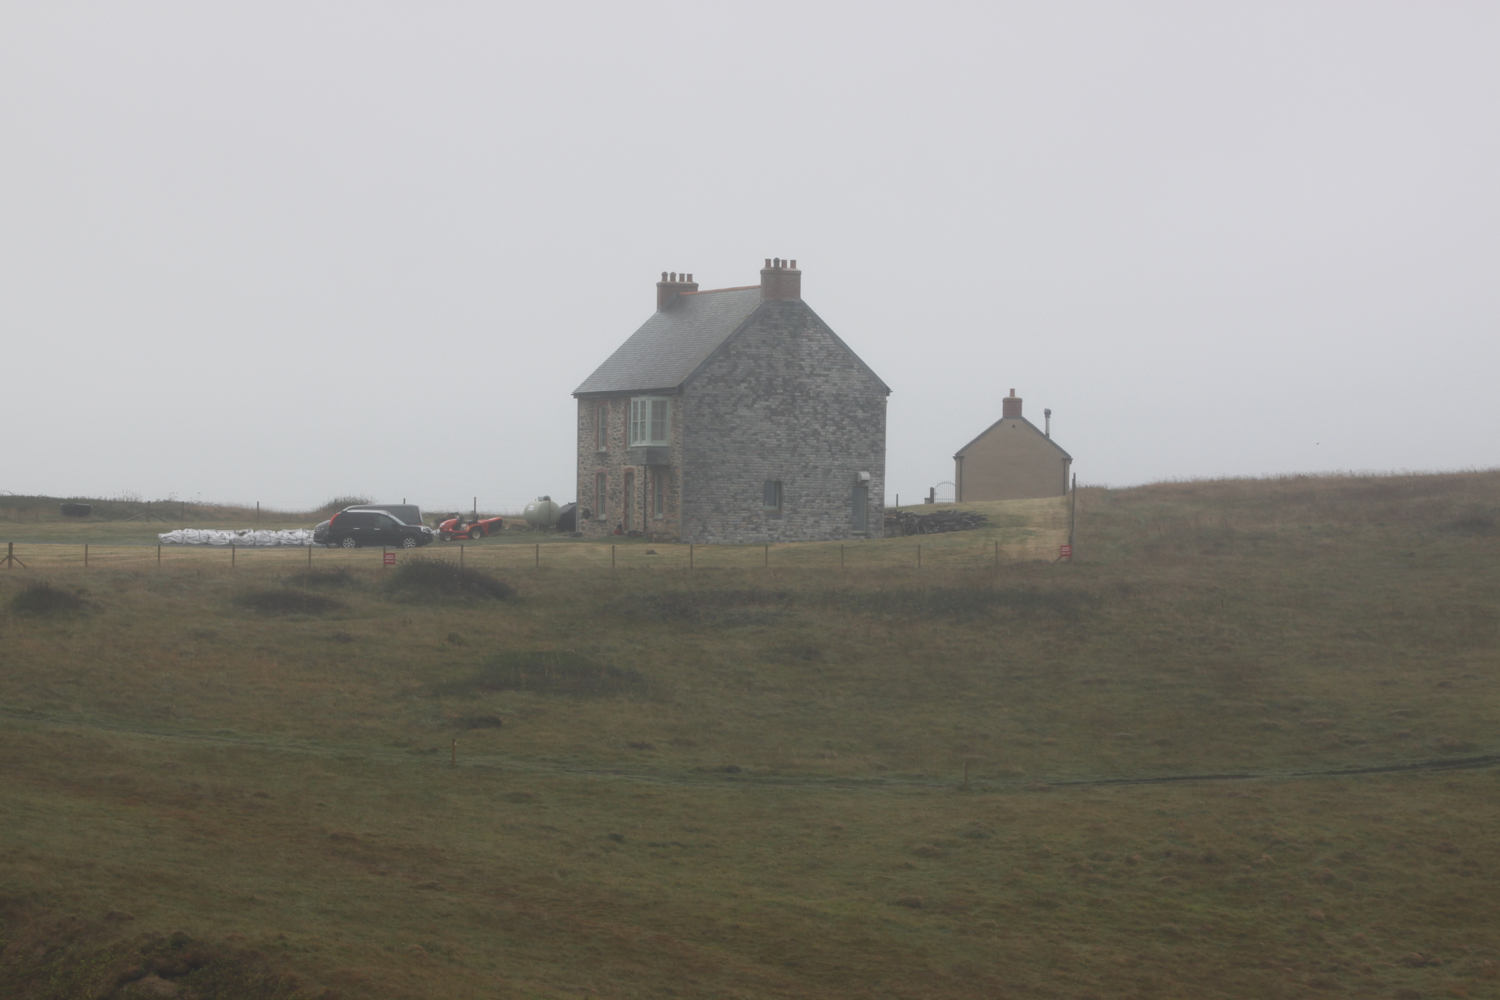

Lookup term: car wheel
[401,536,418,549]
[469,527,483,540]
[340,537,358,549]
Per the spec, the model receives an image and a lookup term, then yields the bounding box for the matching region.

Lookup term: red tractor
[437,515,505,541]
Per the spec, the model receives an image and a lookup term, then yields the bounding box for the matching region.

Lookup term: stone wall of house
[679,300,887,544]
[574,394,684,539]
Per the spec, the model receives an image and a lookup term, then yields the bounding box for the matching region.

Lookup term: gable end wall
[955,418,1070,501]
[679,301,886,544]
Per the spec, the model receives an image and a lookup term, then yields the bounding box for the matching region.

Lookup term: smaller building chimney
[656,270,698,310]
[760,257,801,301]
[1044,408,1052,437]
[1003,388,1023,419]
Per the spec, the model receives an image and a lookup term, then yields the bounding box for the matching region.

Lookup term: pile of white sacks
[158,528,317,547]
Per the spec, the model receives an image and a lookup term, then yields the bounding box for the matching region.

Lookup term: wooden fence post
[231,544,235,568]
[611,545,616,570]
[917,544,921,569]
[764,544,768,568]
[459,544,464,565]
[535,543,540,568]
[689,544,694,570]
[157,544,161,566]
[841,544,845,569]
[84,543,88,569]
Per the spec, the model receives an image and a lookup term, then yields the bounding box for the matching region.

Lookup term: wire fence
[0,530,1072,576]
[0,496,557,521]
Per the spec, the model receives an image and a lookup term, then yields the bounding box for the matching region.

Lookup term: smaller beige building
[954,390,1072,501]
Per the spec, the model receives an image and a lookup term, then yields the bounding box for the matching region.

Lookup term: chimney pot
[656,268,699,310]
[765,258,771,268]
[790,260,796,269]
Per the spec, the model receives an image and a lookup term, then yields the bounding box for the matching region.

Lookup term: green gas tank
[523,496,561,529]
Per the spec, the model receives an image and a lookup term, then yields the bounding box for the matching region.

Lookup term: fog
[3,3,1496,512]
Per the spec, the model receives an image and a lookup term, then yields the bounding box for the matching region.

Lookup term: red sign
[383,552,396,566]
[1059,544,1073,559]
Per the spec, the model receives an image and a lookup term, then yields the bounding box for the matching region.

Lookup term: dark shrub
[1443,508,1498,535]
[384,558,515,602]
[833,585,1096,621]
[283,567,361,589]
[315,495,372,516]
[609,588,792,626]
[455,714,504,729]
[432,651,648,699]
[9,582,92,616]
[236,590,346,614]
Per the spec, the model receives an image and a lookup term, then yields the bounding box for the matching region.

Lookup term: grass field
[2,473,1499,999]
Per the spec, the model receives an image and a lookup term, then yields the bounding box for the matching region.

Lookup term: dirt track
[4,706,1493,792]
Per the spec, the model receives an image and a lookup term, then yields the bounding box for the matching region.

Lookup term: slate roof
[572,287,764,396]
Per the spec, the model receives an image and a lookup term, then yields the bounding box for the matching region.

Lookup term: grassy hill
[2,472,1498,998]
[0,494,360,546]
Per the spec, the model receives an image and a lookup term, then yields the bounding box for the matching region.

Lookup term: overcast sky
[3,2,1496,512]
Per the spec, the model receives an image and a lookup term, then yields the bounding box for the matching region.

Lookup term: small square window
[763,480,782,511]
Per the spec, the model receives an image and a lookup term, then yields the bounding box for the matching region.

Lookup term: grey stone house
[572,259,889,544]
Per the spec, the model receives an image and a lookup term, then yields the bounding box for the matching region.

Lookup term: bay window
[628,397,671,447]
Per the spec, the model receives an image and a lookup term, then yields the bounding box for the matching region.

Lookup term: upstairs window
[595,403,609,451]
[629,397,671,447]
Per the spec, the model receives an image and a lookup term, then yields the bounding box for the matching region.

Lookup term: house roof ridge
[953,415,1072,461]
[678,285,760,296]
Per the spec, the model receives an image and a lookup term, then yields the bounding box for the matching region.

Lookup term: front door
[623,471,634,532]
[852,483,868,535]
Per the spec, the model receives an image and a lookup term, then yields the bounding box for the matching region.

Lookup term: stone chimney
[656,271,698,310]
[1003,388,1023,419]
[760,258,801,301]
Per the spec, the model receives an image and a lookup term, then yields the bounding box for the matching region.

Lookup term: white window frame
[628,396,671,447]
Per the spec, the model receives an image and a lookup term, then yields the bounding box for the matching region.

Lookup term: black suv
[314,508,435,549]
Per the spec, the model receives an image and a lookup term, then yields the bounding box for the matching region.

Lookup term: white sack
[159,528,316,547]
